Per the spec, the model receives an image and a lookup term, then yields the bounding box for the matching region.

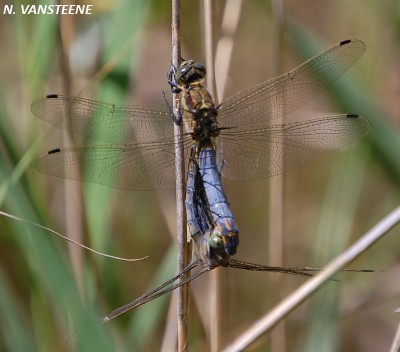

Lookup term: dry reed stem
[389,309,400,352]
[171,1,188,351]
[210,2,242,349]
[161,294,178,352]
[223,206,400,352]
[269,1,286,351]
[203,2,221,351]
[58,11,85,297]
[215,0,243,102]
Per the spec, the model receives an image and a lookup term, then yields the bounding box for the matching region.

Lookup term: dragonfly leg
[219,159,227,174]
[166,63,184,125]
[162,91,182,125]
[167,62,182,94]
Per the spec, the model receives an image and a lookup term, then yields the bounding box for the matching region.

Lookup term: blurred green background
[1,0,400,351]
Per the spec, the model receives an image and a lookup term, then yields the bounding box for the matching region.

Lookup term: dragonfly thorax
[180,83,220,142]
[190,108,220,142]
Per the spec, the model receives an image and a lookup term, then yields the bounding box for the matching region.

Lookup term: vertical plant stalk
[223,206,400,352]
[268,1,286,351]
[171,1,188,351]
[203,2,220,351]
[212,1,242,349]
[57,7,85,296]
[215,0,243,102]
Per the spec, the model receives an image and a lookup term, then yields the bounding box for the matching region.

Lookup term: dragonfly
[103,146,373,322]
[103,148,323,322]
[168,61,240,255]
[31,39,371,255]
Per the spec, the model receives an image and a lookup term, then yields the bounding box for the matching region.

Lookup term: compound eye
[209,229,224,250]
[176,61,193,83]
[193,62,206,75]
[179,60,194,71]
[176,60,206,85]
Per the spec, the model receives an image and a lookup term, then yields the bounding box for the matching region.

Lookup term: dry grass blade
[0,211,146,261]
[223,206,400,352]
[389,309,400,352]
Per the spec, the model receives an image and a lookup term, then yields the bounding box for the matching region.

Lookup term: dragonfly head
[176,60,206,87]
[208,228,230,266]
[209,228,225,250]
[191,228,229,268]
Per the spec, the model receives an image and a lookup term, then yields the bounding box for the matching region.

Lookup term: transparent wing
[35,141,191,190]
[217,39,365,129]
[32,40,368,186]
[31,94,174,144]
[215,114,371,180]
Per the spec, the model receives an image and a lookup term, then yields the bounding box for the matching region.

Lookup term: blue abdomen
[197,146,239,255]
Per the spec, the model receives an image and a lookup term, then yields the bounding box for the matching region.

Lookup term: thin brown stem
[171,1,188,351]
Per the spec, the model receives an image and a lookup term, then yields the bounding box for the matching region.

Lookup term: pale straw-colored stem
[203,2,221,351]
[269,1,286,351]
[223,206,400,352]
